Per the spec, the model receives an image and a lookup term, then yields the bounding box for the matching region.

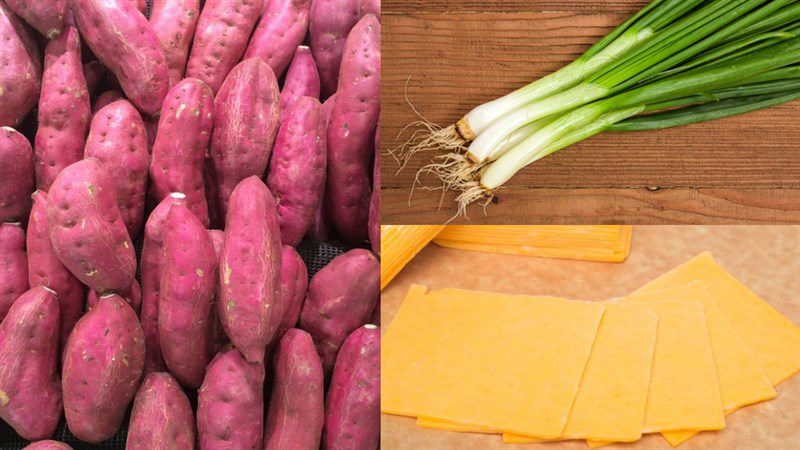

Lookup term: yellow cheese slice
[433,225,632,263]
[416,417,499,434]
[501,303,658,443]
[632,252,799,446]
[381,285,605,439]
[638,252,800,386]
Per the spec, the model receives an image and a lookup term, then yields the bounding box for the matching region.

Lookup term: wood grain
[380,4,800,224]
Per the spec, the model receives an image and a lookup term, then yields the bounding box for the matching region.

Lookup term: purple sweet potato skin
[0,1,42,127]
[62,294,145,443]
[140,193,188,374]
[304,93,337,242]
[0,223,29,322]
[34,25,91,192]
[46,158,137,293]
[299,249,379,373]
[276,246,308,339]
[4,0,67,38]
[185,0,262,93]
[150,0,200,86]
[126,372,196,450]
[86,279,141,316]
[210,58,280,218]
[83,61,106,96]
[0,287,62,441]
[309,0,358,99]
[22,441,73,450]
[27,191,85,351]
[0,127,35,222]
[280,46,320,118]
[197,348,265,450]
[208,229,229,351]
[91,90,123,115]
[326,15,380,243]
[70,0,169,115]
[268,96,326,246]
[263,329,324,450]
[359,0,380,21]
[369,125,380,256]
[150,78,214,226]
[219,177,282,363]
[159,204,216,389]
[244,0,311,79]
[84,100,149,238]
[324,325,380,450]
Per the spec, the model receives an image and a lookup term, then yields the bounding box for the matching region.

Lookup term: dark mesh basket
[0,239,351,449]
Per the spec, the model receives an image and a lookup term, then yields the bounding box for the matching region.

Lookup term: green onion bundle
[399,0,800,214]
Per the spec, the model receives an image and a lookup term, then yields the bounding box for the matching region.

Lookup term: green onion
[479,37,800,191]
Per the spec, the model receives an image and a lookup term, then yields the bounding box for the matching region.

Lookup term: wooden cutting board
[380,225,800,449]
[380,1,800,224]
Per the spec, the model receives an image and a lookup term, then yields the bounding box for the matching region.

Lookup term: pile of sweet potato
[0,0,380,448]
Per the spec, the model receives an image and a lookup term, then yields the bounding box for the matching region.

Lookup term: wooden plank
[383,0,649,14]
[380,7,800,223]
[381,188,800,224]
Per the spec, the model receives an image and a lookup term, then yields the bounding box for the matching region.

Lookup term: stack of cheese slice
[381,252,800,447]
[433,225,633,263]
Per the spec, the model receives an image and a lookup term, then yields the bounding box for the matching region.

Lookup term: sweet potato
[4,0,66,38]
[219,177,282,363]
[82,60,106,97]
[140,193,188,374]
[305,93,338,241]
[62,294,145,443]
[34,25,91,192]
[208,229,229,351]
[268,96,326,246]
[22,441,73,450]
[197,348,265,450]
[150,0,200,86]
[0,222,29,322]
[326,15,380,243]
[150,78,214,226]
[84,100,149,238]
[309,0,358,99]
[0,1,42,127]
[185,0,262,93]
[0,127,35,222]
[86,280,141,316]
[210,58,280,218]
[359,0,380,21]
[46,158,136,293]
[263,329,324,450]
[159,204,216,389]
[276,246,308,339]
[91,90,123,115]
[27,191,84,352]
[369,125,380,256]
[280,46,320,118]
[244,0,311,79]
[132,0,147,15]
[0,286,61,441]
[70,0,169,115]
[324,325,380,450]
[299,249,379,373]
[126,372,195,450]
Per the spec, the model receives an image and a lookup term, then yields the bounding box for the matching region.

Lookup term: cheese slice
[381,285,605,438]
[632,252,798,446]
[638,252,800,386]
[501,303,658,443]
[433,225,632,262]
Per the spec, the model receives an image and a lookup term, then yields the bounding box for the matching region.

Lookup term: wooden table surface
[380,1,800,224]
[380,225,800,449]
